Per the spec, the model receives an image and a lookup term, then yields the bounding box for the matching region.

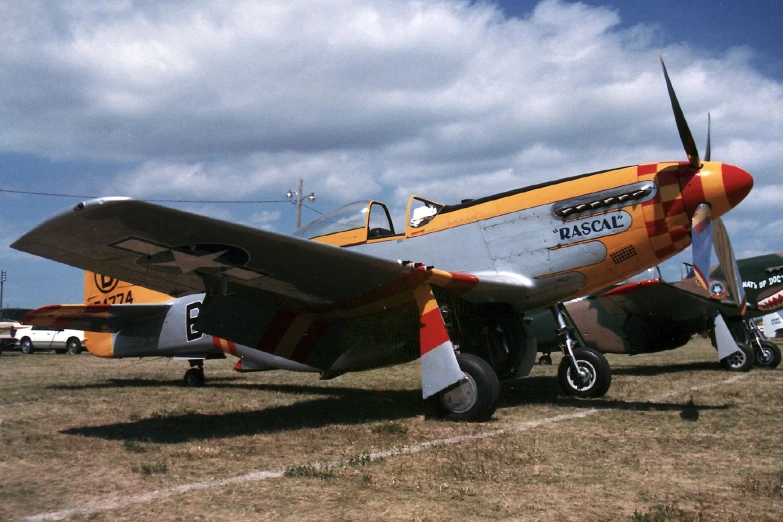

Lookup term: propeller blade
[691,203,747,314]
[705,112,711,162]
[691,203,713,289]
[713,312,742,360]
[659,53,701,169]
[713,217,748,315]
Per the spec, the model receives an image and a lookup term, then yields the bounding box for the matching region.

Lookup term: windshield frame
[292,201,371,240]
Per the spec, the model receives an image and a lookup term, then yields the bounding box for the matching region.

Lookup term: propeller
[660,53,701,169]
[660,54,749,359]
[681,112,748,358]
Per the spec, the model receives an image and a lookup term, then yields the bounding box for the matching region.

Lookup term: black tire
[20,338,34,355]
[557,347,612,398]
[184,368,205,387]
[429,353,501,422]
[755,341,781,369]
[720,342,754,372]
[539,354,552,366]
[66,337,83,355]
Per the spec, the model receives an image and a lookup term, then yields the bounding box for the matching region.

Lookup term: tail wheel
[184,367,206,387]
[720,342,754,372]
[755,341,781,369]
[557,347,612,398]
[429,353,500,422]
[66,338,83,355]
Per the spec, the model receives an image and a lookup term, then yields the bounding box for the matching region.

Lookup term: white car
[13,326,85,355]
[1,307,31,351]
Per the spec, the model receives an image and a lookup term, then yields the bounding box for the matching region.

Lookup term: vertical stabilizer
[82,272,173,356]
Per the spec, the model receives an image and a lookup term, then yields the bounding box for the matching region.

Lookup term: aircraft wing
[11,198,519,307]
[593,279,736,320]
[22,303,172,333]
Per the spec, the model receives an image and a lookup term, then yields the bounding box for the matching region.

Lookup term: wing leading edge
[12,198,530,306]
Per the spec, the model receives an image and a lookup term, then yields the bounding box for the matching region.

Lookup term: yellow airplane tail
[83,272,172,357]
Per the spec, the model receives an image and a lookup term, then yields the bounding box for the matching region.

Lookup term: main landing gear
[428,353,501,422]
[719,342,754,372]
[551,303,612,398]
[183,361,206,387]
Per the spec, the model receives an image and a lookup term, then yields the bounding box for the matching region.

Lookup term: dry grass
[1,338,782,521]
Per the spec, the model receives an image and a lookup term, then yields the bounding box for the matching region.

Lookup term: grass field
[1,338,782,521]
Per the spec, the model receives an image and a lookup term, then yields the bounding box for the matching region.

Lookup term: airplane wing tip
[73,196,135,211]
[10,196,136,252]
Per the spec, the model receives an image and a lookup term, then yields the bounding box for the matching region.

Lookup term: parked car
[0,308,32,352]
[13,326,85,355]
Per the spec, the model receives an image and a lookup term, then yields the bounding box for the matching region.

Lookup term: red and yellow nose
[680,161,753,218]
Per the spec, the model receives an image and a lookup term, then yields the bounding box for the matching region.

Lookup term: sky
[1,0,781,308]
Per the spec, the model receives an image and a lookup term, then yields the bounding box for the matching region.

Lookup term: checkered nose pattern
[679,162,754,219]
[635,162,753,262]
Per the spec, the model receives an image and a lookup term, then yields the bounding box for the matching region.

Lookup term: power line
[1,188,95,198]
[302,202,324,216]
[0,188,292,204]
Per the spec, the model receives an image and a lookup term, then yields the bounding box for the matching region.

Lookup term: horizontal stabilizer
[23,303,172,333]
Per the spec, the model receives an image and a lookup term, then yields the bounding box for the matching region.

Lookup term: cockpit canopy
[293,196,444,246]
[292,201,372,240]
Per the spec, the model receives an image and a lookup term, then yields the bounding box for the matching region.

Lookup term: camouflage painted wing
[594,279,736,320]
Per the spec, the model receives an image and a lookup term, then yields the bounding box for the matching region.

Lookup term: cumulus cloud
[1,0,781,267]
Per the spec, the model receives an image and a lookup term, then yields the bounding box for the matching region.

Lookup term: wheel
[754,341,781,369]
[557,347,612,398]
[428,353,501,422]
[539,354,552,365]
[20,338,34,355]
[720,342,754,372]
[184,368,206,387]
[66,337,83,355]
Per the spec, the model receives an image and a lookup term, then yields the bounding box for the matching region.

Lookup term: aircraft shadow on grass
[60,376,730,443]
[49,376,245,390]
[609,361,722,377]
[500,375,730,414]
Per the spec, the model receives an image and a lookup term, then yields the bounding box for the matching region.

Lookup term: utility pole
[286,179,316,229]
[0,270,5,309]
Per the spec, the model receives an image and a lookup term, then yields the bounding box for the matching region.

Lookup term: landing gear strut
[551,303,611,398]
[184,361,206,387]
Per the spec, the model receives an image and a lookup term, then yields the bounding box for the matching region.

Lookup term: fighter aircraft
[12,58,754,421]
[531,253,783,387]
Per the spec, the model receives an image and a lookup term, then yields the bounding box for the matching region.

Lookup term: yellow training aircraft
[14,58,753,421]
